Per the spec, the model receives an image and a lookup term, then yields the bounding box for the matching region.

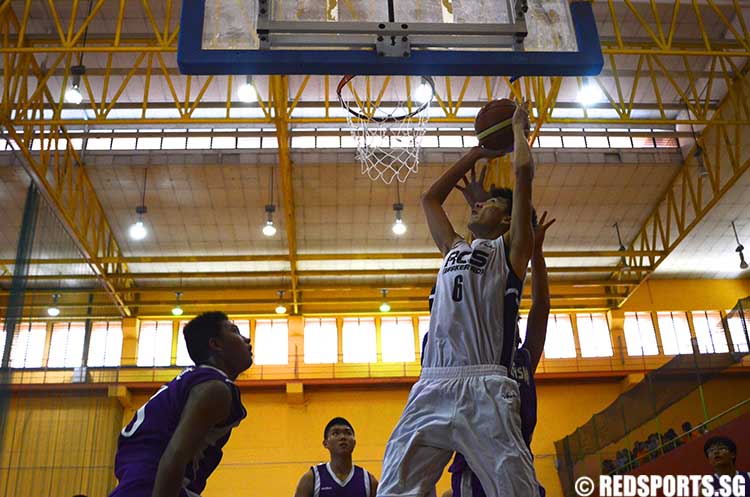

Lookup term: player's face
[468,197,511,234]
[219,320,253,374]
[323,424,356,456]
[707,444,733,467]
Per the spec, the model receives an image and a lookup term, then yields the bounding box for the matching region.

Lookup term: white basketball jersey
[423,235,521,368]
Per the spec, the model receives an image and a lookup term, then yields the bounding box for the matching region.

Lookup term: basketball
[474,98,517,152]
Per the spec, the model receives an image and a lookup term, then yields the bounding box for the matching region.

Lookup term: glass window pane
[518,315,528,345]
[691,311,729,354]
[623,312,659,356]
[137,321,173,367]
[317,135,340,148]
[439,135,464,148]
[212,136,236,149]
[380,317,415,363]
[576,313,613,357]
[543,314,577,359]
[291,135,315,149]
[48,322,86,368]
[538,135,562,148]
[304,318,338,364]
[87,321,123,367]
[657,312,693,355]
[10,322,47,368]
[608,136,632,148]
[417,316,430,357]
[342,318,376,363]
[726,312,749,352]
[632,136,655,148]
[176,321,192,366]
[234,320,251,339]
[254,319,288,365]
[562,135,586,148]
[585,135,610,148]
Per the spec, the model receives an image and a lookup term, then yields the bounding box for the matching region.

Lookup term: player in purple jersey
[294,417,379,497]
[109,311,253,497]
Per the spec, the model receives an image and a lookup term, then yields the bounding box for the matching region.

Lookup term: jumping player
[294,417,379,497]
[109,311,252,497]
[377,102,540,497]
[448,210,555,497]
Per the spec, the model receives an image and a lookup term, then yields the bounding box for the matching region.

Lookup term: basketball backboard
[179,0,603,76]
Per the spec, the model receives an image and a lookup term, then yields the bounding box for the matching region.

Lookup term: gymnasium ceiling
[0,0,749,318]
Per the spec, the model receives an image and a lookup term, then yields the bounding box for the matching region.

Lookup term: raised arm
[422,146,502,255]
[525,212,555,372]
[152,380,232,497]
[507,103,535,279]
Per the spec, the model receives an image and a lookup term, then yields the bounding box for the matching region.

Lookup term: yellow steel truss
[0,0,749,315]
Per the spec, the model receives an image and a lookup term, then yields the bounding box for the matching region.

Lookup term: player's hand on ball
[456,163,493,206]
[512,100,531,133]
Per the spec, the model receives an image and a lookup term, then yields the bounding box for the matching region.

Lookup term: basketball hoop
[337,75,434,184]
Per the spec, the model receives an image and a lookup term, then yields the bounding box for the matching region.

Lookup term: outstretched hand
[455,163,494,206]
[533,211,556,254]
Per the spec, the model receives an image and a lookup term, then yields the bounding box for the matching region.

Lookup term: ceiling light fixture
[413,76,435,104]
[129,168,149,240]
[47,293,61,317]
[171,291,184,316]
[237,75,257,103]
[686,102,709,178]
[262,168,277,237]
[379,289,391,313]
[65,65,85,104]
[577,77,604,107]
[614,222,630,270]
[731,221,748,270]
[392,182,407,235]
[275,290,287,314]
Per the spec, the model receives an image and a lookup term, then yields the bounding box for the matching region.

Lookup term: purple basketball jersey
[109,365,246,497]
[312,463,371,497]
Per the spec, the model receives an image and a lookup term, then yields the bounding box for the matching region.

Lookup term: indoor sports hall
[0,1,749,496]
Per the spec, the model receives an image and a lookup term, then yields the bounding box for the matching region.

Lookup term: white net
[339,76,431,184]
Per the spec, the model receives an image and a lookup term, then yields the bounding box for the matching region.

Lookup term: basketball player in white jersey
[377,102,540,497]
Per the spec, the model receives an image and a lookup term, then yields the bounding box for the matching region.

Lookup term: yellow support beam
[271,75,300,314]
[614,67,750,306]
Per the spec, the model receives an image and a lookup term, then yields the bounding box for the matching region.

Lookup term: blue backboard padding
[178,1,603,76]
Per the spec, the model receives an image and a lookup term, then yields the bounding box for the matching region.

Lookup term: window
[9,322,46,368]
[623,312,659,356]
[380,317,416,363]
[725,311,749,352]
[87,321,123,367]
[342,317,376,363]
[543,314,577,358]
[518,315,528,345]
[48,322,86,368]
[691,311,729,354]
[304,318,338,364]
[657,312,693,355]
[576,313,613,357]
[254,319,288,365]
[137,321,173,367]
[176,321,192,367]
[417,316,430,356]
[234,320,251,339]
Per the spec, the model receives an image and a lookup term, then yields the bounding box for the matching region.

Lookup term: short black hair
[489,187,513,213]
[324,417,354,439]
[704,436,737,460]
[488,187,538,227]
[183,311,229,365]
